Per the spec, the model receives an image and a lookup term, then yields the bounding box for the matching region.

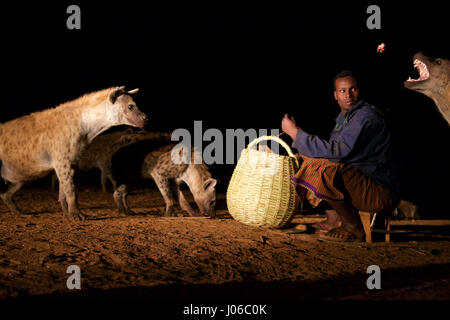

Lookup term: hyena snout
[197,198,215,216]
[128,107,148,128]
[206,208,216,219]
[198,205,215,218]
[198,178,217,218]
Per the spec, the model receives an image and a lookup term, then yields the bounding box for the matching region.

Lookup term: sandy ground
[0,184,449,307]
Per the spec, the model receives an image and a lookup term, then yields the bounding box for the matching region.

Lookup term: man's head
[333,70,360,114]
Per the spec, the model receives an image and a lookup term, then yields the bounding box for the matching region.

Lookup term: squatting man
[282,70,399,242]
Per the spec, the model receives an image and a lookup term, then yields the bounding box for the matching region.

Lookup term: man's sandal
[319,227,364,242]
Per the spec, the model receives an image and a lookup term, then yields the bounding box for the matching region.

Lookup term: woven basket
[226,135,300,228]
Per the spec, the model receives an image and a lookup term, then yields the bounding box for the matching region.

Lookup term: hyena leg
[100,169,108,192]
[0,182,24,214]
[100,163,117,192]
[51,173,58,192]
[113,184,136,215]
[58,184,69,217]
[54,164,85,221]
[175,179,198,217]
[152,173,176,217]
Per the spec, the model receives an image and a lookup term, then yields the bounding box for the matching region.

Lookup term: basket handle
[247,135,299,168]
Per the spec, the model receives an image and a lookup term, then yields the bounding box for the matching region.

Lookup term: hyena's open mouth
[406,59,430,83]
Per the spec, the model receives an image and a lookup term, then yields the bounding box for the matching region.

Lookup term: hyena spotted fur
[51,129,171,192]
[0,86,147,220]
[113,143,217,218]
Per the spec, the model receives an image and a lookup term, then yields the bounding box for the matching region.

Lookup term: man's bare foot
[312,209,341,232]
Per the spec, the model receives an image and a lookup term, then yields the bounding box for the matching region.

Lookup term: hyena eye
[435,59,442,65]
[128,105,134,110]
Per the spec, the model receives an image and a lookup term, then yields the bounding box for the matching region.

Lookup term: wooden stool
[358,211,391,243]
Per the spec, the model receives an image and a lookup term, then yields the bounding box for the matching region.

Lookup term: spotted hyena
[51,128,171,192]
[404,52,450,125]
[0,87,148,220]
[113,144,217,218]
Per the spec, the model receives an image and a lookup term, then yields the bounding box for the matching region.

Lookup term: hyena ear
[127,88,139,95]
[109,86,126,104]
[203,178,217,191]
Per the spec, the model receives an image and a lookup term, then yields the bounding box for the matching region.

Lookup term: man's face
[334,76,360,114]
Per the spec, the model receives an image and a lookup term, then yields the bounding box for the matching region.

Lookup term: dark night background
[1,2,449,217]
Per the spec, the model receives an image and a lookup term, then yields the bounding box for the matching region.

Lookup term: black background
[1,1,449,217]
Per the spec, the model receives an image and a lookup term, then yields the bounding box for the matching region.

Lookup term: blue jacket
[292,99,397,196]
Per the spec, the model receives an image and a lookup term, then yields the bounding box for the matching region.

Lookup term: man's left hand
[282,114,299,140]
